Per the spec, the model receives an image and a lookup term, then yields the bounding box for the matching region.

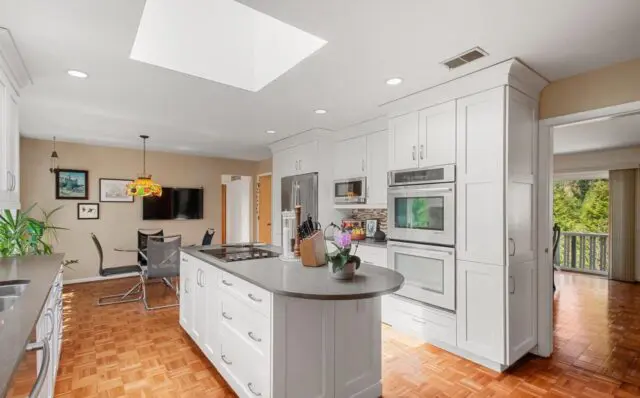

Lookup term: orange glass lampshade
[127,175,162,197]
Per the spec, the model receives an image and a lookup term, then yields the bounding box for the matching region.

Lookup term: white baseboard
[64,272,138,285]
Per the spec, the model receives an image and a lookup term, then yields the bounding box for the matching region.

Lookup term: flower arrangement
[326,229,360,278]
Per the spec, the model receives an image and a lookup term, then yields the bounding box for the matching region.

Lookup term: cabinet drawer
[219,271,271,317]
[220,323,271,398]
[220,291,270,357]
[356,245,387,268]
[386,296,456,347]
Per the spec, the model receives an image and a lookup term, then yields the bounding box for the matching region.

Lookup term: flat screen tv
[142,187,204,220]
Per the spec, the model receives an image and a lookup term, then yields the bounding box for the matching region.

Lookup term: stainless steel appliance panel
[333,177,367,204]
[281,172,318,225]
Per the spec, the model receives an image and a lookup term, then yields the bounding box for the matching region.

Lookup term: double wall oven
[387,165,456,312]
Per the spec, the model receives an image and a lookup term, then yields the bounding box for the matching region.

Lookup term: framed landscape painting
[99,178,134,202]
[56,169,89,200]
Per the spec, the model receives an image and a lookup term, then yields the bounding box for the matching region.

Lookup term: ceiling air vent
[442,47,488,70]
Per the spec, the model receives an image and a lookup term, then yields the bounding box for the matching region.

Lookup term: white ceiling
[1,0,640,160]
[554,112,640,154]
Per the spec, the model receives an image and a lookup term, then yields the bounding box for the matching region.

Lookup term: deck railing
[554,232,609,275]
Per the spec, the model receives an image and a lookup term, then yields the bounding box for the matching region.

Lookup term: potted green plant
[0,204,68,257]
[326,230,360,280]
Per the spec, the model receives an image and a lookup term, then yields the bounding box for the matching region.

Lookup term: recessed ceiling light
[266,130,276,134]
[67,70,88,79]
[386,77,403,86]
[314,109,327,115]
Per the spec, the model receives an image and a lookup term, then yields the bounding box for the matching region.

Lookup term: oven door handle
[388,187,453,194]
[389,243,454,256]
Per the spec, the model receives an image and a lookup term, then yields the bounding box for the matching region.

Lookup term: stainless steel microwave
[333,177,367,204]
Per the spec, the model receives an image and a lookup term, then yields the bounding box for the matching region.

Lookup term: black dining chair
[137,229,163,266]
[202,228,216,246]
[91,233,143,306]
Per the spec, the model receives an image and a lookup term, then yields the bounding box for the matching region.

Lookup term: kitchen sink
[0,280,30,312]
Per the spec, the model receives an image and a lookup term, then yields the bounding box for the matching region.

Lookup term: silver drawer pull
[222,312,233,320]
[222,279,233,287]
[248,331,262,342]
[412,317,427,324]
[221,354,232,365]
[248,293,262,303]
[247,382,262,396]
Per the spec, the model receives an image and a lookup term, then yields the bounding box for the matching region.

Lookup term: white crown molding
[381,58,549,118]
[0,27,32,92]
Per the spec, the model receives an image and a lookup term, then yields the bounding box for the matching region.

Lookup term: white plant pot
[329,261,356,280]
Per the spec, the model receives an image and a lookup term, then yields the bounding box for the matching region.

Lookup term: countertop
[0,254,64,398]
[181,246,403,300]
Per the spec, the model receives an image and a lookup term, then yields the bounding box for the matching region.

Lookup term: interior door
[258,175,272,244]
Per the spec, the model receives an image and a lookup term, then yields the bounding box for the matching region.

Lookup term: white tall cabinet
[383,59,547,371]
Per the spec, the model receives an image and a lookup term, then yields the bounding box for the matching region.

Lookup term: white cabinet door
[201,265,219,363]
[334,136,366,179]
[506,261,536,365]
[276,146,298,178]
[456,260,505,364]
[6,91,19,204]
[366,130,388,205]
[388,112,419,171]
[296,140,318,174]
[0,69,9,203]
[418,101,456,167]
[179,257,196,338]
[456,87,506,266]
[192,265,207,343]
[507,87,537,264]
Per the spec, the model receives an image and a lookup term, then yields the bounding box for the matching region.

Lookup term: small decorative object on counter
[365,219,377,238]
[342,219,366,240]
[373,229,386,242]
[326,229,361,280]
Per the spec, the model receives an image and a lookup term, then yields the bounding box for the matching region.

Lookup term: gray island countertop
[0,254,64,398]
[181,245,404,300]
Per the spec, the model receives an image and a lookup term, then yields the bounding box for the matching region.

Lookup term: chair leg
[141,274,179,311]
[97,280,142,306]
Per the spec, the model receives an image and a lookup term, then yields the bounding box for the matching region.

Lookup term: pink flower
[334,231,351,248]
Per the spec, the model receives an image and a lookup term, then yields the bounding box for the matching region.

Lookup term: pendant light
[49,136,59,173]
[127,135,162,197]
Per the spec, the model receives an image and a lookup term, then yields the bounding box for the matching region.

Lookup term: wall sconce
[49,136,59,173]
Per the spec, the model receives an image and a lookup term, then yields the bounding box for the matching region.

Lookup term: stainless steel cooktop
[199,246,279,262]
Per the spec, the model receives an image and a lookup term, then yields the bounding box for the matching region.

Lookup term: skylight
[130,0,327,92]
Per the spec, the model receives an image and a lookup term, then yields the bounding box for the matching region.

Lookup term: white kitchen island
[179,246,404,398]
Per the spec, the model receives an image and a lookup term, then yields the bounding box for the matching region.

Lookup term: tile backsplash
[347,208,388,232]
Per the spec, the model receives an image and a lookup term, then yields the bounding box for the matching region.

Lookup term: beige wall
[256,158,272,175]
[20,138,263,280]
[540,58,640,119]
[554,146,640,174]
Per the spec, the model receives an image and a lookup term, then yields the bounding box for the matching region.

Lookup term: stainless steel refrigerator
[281,172,318,225]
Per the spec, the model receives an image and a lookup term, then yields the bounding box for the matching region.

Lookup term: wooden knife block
[300,232,327,267]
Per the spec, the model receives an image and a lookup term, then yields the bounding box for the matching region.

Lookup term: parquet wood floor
[6,271,640,397]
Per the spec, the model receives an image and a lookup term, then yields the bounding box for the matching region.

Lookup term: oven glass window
[394,197,444,230]
[335,181,363,198]
[394,252,444,294]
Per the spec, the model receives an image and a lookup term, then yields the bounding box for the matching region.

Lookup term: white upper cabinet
[334,136,367,180]
[456,87,506,266]
[277,140,319,177]
[388,112,419,171]
[388,101,456,172]
[418,101,456,168]
[507,87,537,264]
[0,67,20,209]
[366,130,388,205]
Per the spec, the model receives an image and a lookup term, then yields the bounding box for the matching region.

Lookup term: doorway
[222,175,252,243]
[537,100,640,358]
[258,174,272,244]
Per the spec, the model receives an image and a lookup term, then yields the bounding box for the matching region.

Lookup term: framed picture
[56,169,89,200]
[365,219,378,238]
[77,203,99,220]
[99,178,134,202]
